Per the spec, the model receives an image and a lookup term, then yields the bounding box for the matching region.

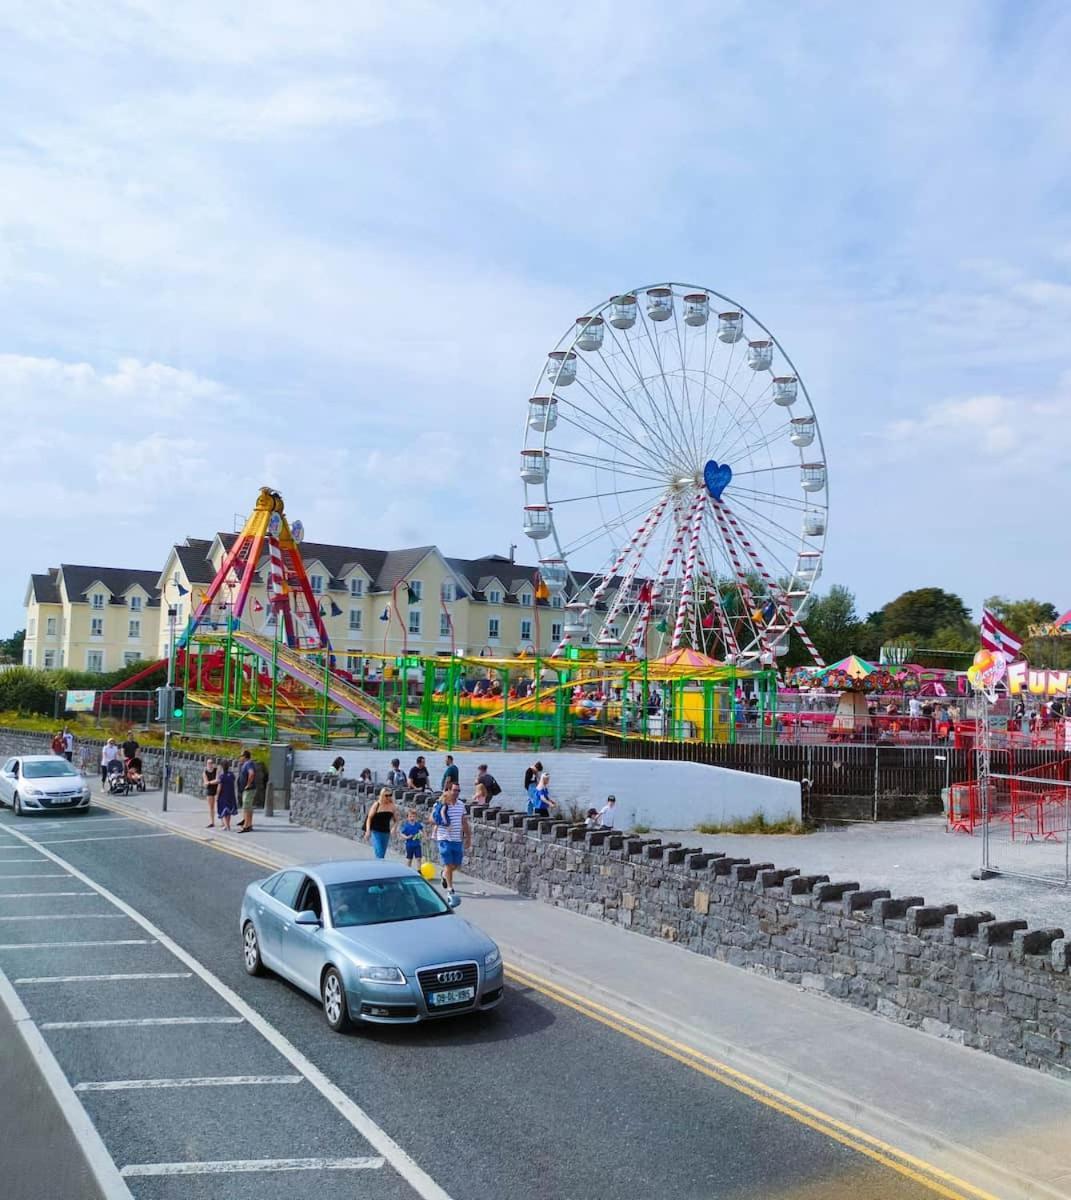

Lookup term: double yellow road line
[93,797,998,1199]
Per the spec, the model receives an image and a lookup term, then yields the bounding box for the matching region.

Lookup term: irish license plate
[429,986,474,1006]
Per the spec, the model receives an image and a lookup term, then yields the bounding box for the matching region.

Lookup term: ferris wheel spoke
[545,446,667,486]
[703,363,765,466]
[719,495,804,570]
[556,494,662,559]
[712,380,775,465]
[728,486,815,517]
[553,404,664,476]
[551,483,667,506]
[567,370,678,472]
[718,418,791,469]
[583,344,685,469]
[670,302,703,457]
[640,319,695,467]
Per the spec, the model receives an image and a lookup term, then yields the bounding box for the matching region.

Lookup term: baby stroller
[105,759,129,795]
[124,756,146,792]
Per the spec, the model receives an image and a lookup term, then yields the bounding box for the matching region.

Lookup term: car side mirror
[294,910,322,927]
[446,894,461,910]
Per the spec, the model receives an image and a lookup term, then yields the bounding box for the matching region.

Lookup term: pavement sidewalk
[93,783,1071,1200]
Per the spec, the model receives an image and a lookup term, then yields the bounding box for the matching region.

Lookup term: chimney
[509,543,517,565]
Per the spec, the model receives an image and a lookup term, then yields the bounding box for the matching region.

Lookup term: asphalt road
[0,804,946,1200]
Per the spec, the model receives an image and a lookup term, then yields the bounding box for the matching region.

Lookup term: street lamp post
[161,596,177,813]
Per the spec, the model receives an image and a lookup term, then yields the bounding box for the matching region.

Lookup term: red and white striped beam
[671,492,708,649]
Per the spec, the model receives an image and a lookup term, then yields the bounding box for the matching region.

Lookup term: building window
[520,619,532,641]
[551,622,563,641]
[408,581,422,601]
[46,617,57,637]
[551,594,563,609]
[28,618,37,637]
[408,610,421,635]
[44,650,55,669]
[24,648,32,666]
[440,612,452,638]
[309,575,323,594]
[349,609,362,631]
[128,620,141,639]
[488,589,502,604]
[488,617,500,640]
[130,595,142,612]
[440,582,454,602]
[520,592,533,607]
[86,651,103,672]
[345,654,361,672]
[350,578,363,597]
[91,618,103,638]
[91,593,104,609]
[123,651,139,666]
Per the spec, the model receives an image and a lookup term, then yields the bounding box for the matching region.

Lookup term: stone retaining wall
[291,771,1071,1079]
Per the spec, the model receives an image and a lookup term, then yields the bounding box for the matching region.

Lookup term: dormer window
[310,575,323,595]
[520,591,533,607]
[488,589,502,605]
[349,578,363,597]
[91,593,104,609]
[130,595,142,612]
[441,582,454,602]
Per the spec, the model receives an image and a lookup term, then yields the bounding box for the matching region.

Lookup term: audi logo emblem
[437,970,464,984]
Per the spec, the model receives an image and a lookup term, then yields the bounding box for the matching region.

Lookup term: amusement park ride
[156,280,826,751]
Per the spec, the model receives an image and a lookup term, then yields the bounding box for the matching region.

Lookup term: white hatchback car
[0,755,92,815]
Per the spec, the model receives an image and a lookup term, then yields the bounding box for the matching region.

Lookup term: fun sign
[1007,661,1071,696]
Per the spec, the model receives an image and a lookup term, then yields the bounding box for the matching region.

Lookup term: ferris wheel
[520,282,828,666]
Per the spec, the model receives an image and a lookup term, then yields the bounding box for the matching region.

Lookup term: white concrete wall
[294,748,800,829]
[594,759,800,830]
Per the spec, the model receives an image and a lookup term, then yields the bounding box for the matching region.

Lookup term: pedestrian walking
[476,763,501,799]
[236,750,257,832]
[400,807,423,867]
[408,756,430,791]
[596,795,618,829]
[386,758,407,788]
[121,733,140,761]
[471,781,489,806]
[441,754,459,790]
[328,756,345,775]
[216,759,238,831]
[432,782,470,895]
[100,738,120,786]
[62,728,75,762]
[523,759,543,792]
[526,771,556,817]
[364,787,398,859]
[51,730,65,756]
[202,757,219,828]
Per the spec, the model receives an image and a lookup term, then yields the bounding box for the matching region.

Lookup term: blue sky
[2,0,1070,631]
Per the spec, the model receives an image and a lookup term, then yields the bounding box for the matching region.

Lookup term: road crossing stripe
[0,913,125,921]
[2,822,455,1200]
[41,1016,244,1029]
[76,1075,302,1091]
[17,972,192,983]
[121,1157,385,1176]
[505,963,1000,1200]
[0,939,153,949]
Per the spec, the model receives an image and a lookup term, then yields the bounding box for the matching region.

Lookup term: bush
[695,813,809,836]
[0,659,167,717]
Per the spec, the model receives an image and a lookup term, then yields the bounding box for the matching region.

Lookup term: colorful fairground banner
[1006,661,1071,697]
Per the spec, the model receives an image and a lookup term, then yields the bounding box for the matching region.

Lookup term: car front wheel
[242,922,264,976]
[322,967,351,1032]
[12,794,23,817]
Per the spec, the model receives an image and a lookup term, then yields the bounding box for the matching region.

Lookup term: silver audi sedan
[240,860,504,1030]
[0,755,92,815]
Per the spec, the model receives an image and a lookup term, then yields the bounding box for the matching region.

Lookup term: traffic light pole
[161,604,176,813]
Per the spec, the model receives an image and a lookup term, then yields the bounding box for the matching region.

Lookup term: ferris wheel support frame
[707,498,767,658]
[671,492,708,650]
[629,496,693,657]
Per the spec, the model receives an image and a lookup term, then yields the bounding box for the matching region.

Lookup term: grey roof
[219,534,388,593]
[30,570,61,605]
[373,546,436,595]
[174,540,216,585]
[60,564,161,606]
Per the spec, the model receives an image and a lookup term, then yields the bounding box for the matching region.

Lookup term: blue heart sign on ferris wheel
[703,460,732,500]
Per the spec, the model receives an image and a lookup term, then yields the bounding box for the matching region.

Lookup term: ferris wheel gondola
[520,281,828,666]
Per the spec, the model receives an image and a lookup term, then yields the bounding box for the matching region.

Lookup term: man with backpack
[432,781,471,896]
[476,763,501,800]
[385,758,407,788]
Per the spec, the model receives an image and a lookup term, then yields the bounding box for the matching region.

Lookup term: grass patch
[695,813,810,836]
[630,823,651,834]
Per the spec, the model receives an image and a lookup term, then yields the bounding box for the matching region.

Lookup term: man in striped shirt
[435,782,471,896]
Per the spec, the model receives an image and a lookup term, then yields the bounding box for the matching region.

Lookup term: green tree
[880,588,972,642]
[984,596,1057,636]
[0,629,25,663]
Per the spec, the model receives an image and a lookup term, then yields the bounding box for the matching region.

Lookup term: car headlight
[25,788,44,798]
[484,947,501,969]
[357,965,406,985]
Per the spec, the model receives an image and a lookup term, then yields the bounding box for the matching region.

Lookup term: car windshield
[327,877,451,928]
[24,760,78,779]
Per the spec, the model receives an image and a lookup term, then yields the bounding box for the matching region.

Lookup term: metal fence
[980,762,1071,887]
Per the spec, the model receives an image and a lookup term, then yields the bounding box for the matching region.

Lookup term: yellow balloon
[419,862,436,881]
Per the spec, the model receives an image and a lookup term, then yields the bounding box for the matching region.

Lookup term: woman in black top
[203,758,219,828]
[364,788,398,859]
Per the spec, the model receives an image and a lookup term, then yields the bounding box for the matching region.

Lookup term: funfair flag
[980,609,1023,663]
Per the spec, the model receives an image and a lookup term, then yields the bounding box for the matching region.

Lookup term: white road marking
[76,1074,303,1091]
[0,966,135,1199]
[121,1157,385,1177]
[17,972,192,984]
[0,891,94,898]
[0,873,71,879]
[24,833,173,845]
[41,1015,244,1029]
[0,913,125,921]
[2,822,455,1200]
[0,939,154,950]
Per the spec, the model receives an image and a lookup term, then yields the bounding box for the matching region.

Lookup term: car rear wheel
[322,967,351,1032]
[242,922,264,976]
[12,794,23,817]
